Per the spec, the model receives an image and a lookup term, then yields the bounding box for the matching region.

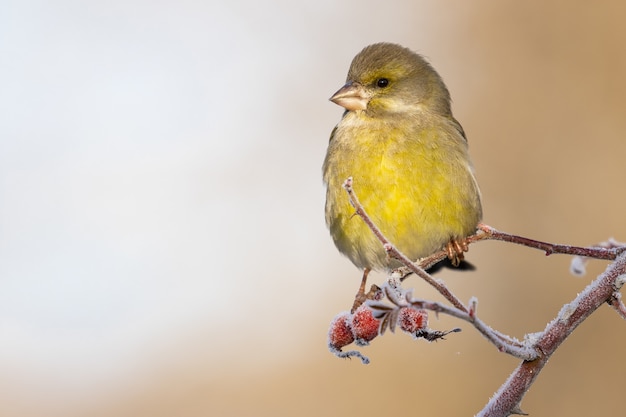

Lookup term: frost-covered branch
[478,251,626,417]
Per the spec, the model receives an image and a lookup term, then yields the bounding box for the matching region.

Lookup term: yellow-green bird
[323,43,482,305]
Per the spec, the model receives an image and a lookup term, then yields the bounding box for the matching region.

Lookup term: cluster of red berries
[328,304,429,352]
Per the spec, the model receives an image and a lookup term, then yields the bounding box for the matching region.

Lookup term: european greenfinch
[323,43,482,303]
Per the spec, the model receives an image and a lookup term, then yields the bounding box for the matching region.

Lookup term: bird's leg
[445,238,469,267]
[351,268,370,313]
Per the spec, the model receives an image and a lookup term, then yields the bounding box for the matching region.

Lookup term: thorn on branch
[468,297,478,319]
[511,405,529,416]
[608,290,626,321]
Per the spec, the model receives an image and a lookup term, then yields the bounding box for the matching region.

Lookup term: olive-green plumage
[323,43,482,271]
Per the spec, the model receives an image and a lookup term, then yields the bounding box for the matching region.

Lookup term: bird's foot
[445,238,469,267]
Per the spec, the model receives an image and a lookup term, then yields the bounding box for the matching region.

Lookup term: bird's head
[330,43,452,118]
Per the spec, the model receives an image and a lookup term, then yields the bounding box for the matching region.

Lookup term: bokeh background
[1,1,625,416]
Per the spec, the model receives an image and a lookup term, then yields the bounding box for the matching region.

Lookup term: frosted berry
[398,307,428,334]
[351,305,380,345]
[328,312,354,350]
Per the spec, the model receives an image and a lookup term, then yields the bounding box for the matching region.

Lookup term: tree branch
[478,251,626,417]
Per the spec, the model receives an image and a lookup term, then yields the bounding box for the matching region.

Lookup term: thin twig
[388,224,624,282]
[477,224,624,260]
[405,297,535,359]
[398,224,623,279]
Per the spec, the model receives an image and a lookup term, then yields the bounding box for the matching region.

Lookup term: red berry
[398,307,428,334]
[351,305,380,345]
[328,312,354,350]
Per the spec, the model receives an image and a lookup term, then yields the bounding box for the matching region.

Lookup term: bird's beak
[329,82,370,111]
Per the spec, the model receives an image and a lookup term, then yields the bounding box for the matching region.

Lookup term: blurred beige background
[1,1,625,416]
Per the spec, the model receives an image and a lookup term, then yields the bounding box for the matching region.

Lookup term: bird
[322,43,482,310]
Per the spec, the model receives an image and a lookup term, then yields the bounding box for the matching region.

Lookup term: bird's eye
[376,78,389,88]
